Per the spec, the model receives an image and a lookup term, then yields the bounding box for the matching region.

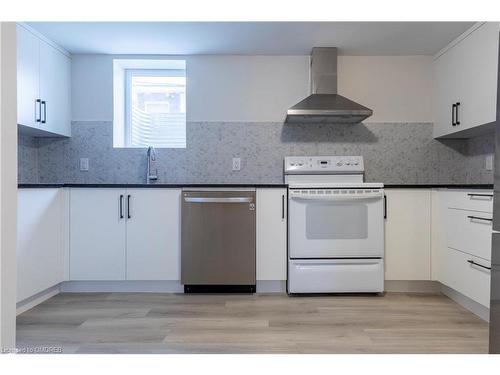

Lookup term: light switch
[80,158,89,171]
[485,154,494,171]
[232,158,241,171]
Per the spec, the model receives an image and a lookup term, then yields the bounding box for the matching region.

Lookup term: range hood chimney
[286,47,373,123]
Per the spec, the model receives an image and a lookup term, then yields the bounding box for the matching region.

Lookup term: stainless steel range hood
[286,47,373,123]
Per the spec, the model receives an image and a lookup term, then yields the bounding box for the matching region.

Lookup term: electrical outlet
[486,154,494,171]
[232,158,241,171]
[80,158,89,171]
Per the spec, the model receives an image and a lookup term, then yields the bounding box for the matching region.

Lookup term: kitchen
[2,17,500,359]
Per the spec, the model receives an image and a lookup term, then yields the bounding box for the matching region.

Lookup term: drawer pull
[467,259,491,270]
[467,215,492,222]
[467,193,493,198]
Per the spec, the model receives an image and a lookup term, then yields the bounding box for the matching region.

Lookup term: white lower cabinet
[70,188,181,281]
[445,208,492,260]
[439,247,491,307]
[17,189,65,302]
[126,189,181,280]
[256,188,287,281]
[384,189,431,280]
[435,189,493,308]
[70,189,127,280]
[385,188,493,311]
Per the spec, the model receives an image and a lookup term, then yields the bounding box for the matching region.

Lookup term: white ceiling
[27,22,475,56]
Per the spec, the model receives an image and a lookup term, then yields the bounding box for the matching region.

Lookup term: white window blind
[124,68,186,148]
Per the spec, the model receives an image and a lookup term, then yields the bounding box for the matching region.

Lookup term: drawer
[444,190,493,213]
[288,258,384,293]
[446,208,492,260]
[439,246,490,307]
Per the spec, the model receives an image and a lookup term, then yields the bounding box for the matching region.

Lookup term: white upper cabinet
[16,24,71,137]
[39,39,71,137]
[256,188,287,281]
[126,189,181,280]
[16,24,40,130]
[433,22,500,138]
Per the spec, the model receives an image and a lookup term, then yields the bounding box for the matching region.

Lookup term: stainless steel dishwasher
[181,189,256,293]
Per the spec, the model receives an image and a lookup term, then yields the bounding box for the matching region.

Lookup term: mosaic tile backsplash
[18,121,495,185]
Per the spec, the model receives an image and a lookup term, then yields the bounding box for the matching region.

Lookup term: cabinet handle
[281,194,285,220]
[41,101,47,124]
[467,259,491,270]
[384,194,387,219]
[35,99,41,122]
[467,215,492,222]
[35,99,42,122]
[467,193,493,198]
[452,103,456,126]
[127,194,131,219]
[455,102,460,125]
[119,194,124,219]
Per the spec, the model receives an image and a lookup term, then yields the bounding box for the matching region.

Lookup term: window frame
[123,68,186,148]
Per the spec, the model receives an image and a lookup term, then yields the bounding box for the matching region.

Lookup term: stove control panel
[284,156,364,174]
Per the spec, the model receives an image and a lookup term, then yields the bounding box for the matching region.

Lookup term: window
[113,60,186,148]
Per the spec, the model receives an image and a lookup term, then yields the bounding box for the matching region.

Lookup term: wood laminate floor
[16,292,488,354]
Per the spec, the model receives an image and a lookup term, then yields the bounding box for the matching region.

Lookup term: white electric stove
[284,156,385,294]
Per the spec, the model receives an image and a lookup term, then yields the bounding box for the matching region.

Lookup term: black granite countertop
[383,184,493,189]
[18,183,288,189]
[18,183,493,189]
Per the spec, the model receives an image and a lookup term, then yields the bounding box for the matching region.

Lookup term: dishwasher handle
[184,197,253,203]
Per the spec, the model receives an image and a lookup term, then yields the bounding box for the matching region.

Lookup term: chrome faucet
[146,146,158,183]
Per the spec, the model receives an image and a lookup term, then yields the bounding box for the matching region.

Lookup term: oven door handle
[290,192,384,201]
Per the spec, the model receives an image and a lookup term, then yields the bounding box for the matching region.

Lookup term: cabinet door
[70,189,126,280]
[433,43,460,138]
[126,189,181,280]
[384,189,431,280]
[256,188,287,280]
[17,189,64,302]
[453,22,499,133]
[433,22,499,138]
[445,208,492,261]
[39,39,71,137]
[439,246,490,307]
[16,24,40,129]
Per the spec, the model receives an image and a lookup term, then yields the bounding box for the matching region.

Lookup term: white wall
[72,54,310,123]
[338,56,433,123]
[72,54,433,123]
[0,22,17,350]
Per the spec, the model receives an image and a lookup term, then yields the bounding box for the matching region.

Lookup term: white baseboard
[60,280,184,293]
[16,285,61,315]
[440,284,490,322]
[384,280,441,293]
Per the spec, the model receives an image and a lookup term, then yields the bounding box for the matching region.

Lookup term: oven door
[289,188,384,258]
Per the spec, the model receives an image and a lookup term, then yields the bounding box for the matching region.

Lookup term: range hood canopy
[286,47,373,123]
